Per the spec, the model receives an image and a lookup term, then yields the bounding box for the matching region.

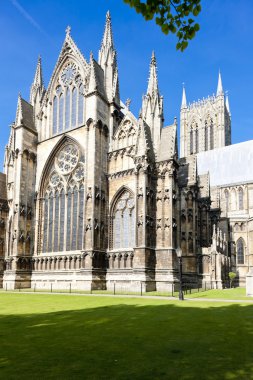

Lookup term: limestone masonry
[0,12,251,291]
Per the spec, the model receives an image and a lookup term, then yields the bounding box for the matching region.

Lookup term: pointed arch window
[204,121,208,150]
[52,65,85,136]
[78,85,84,125]
[238,188,243,210]
[237,238,244,264]
[112,191,135,249]
[224,190,229,212]
[65,87,70,131]
[190,129,193,155]
[210,119,214,150]
[39,143,85,254]
[195,127,199,153]
[53,96,58,135]
[58,94,64,133]
[71,87,77,128]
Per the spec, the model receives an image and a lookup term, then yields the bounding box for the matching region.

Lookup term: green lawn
[186,287,253,300]
[0,294,253,379]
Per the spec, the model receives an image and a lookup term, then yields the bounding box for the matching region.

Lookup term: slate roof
[157,124,177,161]
[197,140,253,186]
[0,172,7,200]
[20,98,35,130]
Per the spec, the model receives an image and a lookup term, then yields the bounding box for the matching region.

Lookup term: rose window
[56,144,79,174]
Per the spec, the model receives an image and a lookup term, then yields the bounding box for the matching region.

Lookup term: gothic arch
[109,186,135,250]
[38,135,84,196]
[236,237,245,265]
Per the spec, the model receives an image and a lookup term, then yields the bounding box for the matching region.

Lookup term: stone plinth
[246,268,253,296]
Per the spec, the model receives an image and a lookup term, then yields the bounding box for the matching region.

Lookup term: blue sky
[0,0,253,169]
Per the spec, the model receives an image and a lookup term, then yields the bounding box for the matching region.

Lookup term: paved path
[2,290,253,303]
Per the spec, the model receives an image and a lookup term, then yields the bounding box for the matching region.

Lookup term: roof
[157,124,177,161]
[20,98,35,130]
[0,172,7,200]
[197,140,253,187]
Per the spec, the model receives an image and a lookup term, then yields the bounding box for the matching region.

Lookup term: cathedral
[0,12,252,291]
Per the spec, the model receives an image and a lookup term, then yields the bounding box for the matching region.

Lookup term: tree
[123,0,201,51]
[228,272,237,288]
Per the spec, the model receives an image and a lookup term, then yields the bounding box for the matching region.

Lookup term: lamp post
[176,248,184,301]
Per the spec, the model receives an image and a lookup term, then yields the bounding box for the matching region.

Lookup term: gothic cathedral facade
[0,13,249,291]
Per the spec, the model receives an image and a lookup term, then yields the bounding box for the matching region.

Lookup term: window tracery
[237,238,244,265]
[52,63,85,136]
[40,143,85,254]
[238,188,243,210]
[111,191,135,249]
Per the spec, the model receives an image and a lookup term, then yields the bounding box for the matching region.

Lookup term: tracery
[40,143,85,253]
[112,190,135,249]
[52,63,85,136]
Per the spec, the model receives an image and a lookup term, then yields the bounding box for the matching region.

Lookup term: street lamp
[176,247,184,301]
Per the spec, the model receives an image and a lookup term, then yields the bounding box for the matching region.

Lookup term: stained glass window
[66,190,72,251]
[51,64,85,136]
[59,190,65,252]
[71,87,77,128]
[190,129,193,155]
[43,195,49,252]
[113,191,135,249]
[71,187,78,250]
[78,85,84,125]
[78,185,84,249]
[59,94,64,133]
[53,96,58,135]
[53,191,59,252]
[40,143,85,254]
[65,87,70,131]
[238,188,243,210]
[237,238,244,264]
[48,192,54,252]
[210,119,214,150]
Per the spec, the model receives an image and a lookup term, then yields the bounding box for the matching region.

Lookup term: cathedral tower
[180,72,231,158]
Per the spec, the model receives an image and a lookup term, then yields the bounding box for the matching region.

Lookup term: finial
[106,10,111,20]
[216,70,223,96]
[65,25,71,35]
[181,82,187,109]
[125,98,131,110]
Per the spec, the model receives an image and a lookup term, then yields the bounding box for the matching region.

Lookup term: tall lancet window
[195,127,199,153]
[238,188,244,210]
[78,84,84,125]
[224,190,229,212]
[53,96,58,135]
[210,119,214,150]
[204,121,208,150]
[71,87,77,128]
[190,128,193,155]
[39,143,85,254]
[65,87,70,130]
[52,63,85,136]
[112,191,135,249]
[237,238,244,264]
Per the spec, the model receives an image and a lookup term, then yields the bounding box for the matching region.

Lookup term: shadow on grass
[0,295,253,380]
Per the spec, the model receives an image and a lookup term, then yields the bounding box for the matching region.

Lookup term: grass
[0,294,253,379]
[186,287,253,300]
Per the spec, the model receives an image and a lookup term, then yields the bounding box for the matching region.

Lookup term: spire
[98,12,120,105]
[181,83,187,109]
[225,92,231,115]
[30,55,44,105]
[147,51,159,96]
[99,11,114,65]
[216,70,223,96]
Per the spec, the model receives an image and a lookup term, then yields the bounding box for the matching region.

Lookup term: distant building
[0,13,249,291]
